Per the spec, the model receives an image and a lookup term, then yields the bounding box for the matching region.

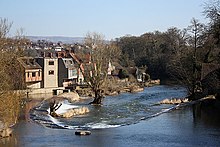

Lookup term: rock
[150,79,160,85]
[105,91,119,96]
[129,86,144,93]
[59,92,80,102]
[75,130,91,136]
[50,111,59,117]
[60,107,90,118]
[145,79,160,87]
[160,98,188,104]
[0,128,13,138]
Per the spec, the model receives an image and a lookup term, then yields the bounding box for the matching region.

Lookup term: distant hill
[26,36,85,44]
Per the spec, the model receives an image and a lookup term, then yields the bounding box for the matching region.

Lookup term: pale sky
[0,0,208,39]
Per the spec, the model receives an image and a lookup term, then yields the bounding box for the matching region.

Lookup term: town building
[58,58,78,88]
[36,57,58,88]
[18,57,42,89]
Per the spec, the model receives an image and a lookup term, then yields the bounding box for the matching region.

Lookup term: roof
[18,57,42,69]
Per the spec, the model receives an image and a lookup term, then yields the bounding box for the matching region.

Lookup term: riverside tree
[0,18,26,135]
[80,32,120,105]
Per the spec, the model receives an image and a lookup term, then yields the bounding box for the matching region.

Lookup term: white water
[47,101,121,129]
[54,100,78,114]
[34,85,188,130]
[84,121,121,129]
[45,100,79,129]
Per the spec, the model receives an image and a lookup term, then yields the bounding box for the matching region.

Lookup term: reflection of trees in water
[193,100,220,127]
[0,134,17,146]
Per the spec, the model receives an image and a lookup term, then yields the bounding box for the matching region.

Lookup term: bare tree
[0,18,12,38]
[203,0,220,63]
[80,32,120,105]
[0,18,26,135]
[187,18,206,98]
[203,0,220,24]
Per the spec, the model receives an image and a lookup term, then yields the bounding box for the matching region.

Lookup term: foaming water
[55,101,78,114]
[31,85,187,129]
[83,121,121,129]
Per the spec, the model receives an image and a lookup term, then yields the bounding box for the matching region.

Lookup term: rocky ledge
[160,98,189,104]
[59,107,90,118]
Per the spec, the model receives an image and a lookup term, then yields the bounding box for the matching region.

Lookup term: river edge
[1,103,220,147]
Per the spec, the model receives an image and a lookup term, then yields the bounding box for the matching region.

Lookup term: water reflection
[0,136,17,147]
[193,99,220,127]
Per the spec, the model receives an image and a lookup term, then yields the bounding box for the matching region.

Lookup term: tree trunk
[49,100,62,117]
[90,89,103,105]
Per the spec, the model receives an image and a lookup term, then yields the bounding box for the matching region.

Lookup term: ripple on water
[30,85,187,129]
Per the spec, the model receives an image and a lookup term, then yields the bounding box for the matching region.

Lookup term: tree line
[115,0,220,99]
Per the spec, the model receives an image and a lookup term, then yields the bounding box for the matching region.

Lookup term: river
[1,85,220,146]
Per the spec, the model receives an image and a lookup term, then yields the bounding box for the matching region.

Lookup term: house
[18,57,42,89]
[69,52,86,84]
[135,67,147,82]
[58,58,78,88]
[36,57,58,88]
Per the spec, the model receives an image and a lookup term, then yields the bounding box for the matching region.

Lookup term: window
[71,69,77,76]
[48,70,54,75]
[38,70,40,76]
[49,61,54,65]
[27,72,30,77]
[68,60,73,65]
[32,72,36,77]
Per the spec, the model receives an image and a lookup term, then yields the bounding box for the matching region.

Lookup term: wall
[44,58,58,88]
[25,69,42,82]
[27,82,41,89]
[58,58,68,87]
[24,87,65,95]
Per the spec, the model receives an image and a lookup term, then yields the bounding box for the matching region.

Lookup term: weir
[30,85,187,130]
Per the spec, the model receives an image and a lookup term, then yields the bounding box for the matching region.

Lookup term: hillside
[26,36,84,44]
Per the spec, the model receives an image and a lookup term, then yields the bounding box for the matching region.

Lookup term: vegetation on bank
[0,18,27,137]
[115,0,220,99]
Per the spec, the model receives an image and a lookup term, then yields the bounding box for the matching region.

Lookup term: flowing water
[2,85,220,146]
[30,85,187,130]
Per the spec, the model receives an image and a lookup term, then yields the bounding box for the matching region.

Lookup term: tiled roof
[18,57,42,69]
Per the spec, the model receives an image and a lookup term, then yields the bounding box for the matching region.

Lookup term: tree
[0,18,12,38]
[80,32,120,105]
[203,0,220,46]
[186,18,205,99]
[0,18,26,134]
[203,0,220,64]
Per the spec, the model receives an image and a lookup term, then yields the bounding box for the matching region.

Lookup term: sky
[0,0,208,40]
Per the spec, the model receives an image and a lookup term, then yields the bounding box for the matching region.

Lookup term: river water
[30,85,187,129]
[1,85,220,146]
